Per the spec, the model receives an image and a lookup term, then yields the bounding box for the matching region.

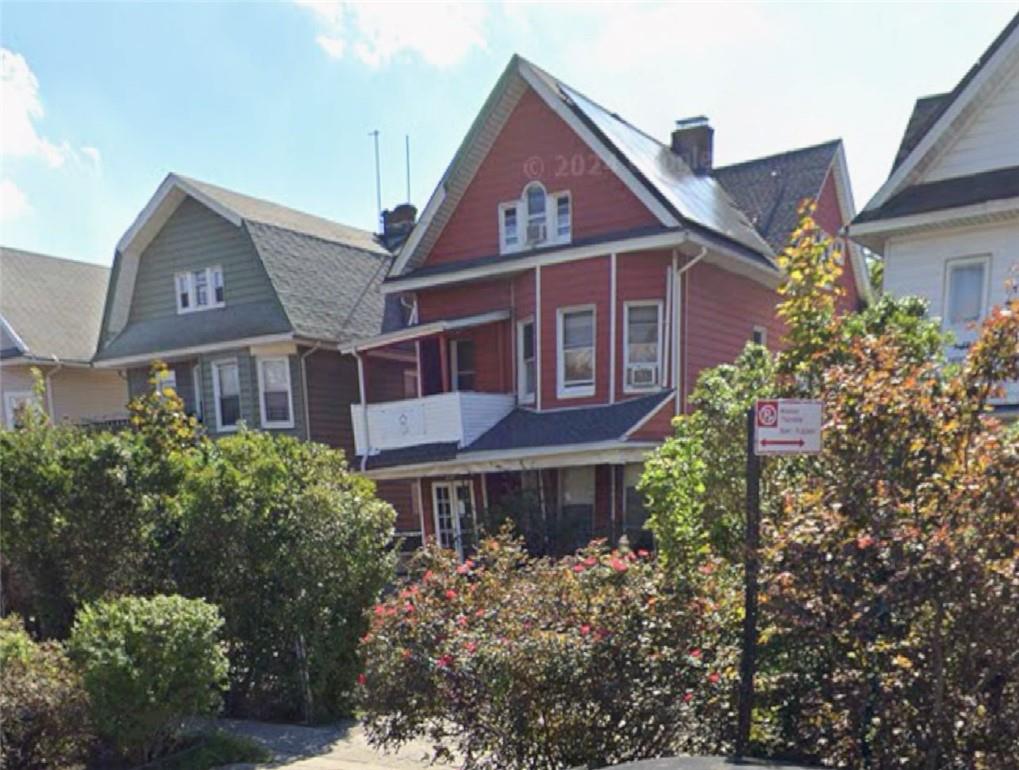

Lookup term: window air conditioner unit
[526,222,547,245]
[627,364,659,388]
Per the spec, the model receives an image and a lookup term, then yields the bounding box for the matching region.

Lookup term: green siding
[127,350,308,440]
[129,197,279,323]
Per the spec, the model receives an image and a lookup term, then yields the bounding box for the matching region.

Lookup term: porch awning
[340,309,510,354]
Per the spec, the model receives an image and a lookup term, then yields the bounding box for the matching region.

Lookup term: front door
[432,480,476,560]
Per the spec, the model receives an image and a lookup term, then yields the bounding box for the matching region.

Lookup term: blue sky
[1,1,1016,265]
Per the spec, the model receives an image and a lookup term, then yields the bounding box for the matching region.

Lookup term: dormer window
[175,266,225,314]
[499,184,571,254]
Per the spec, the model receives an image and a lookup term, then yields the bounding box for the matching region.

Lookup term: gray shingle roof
[712,140,840,252]
[0,247,110,363]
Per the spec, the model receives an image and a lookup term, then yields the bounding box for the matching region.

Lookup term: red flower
[609,557,629,573]
[457,614,468,627]
[689,648,702,660]
[456,560,474,575]
[357,673,367,686]
[572,563,586,574]
[637,549,650,558]
[707,671,720,684]
[373,604,386,616]
[436,654,454,669]
[403,602,415,614]
[475,608,486,618]
[445,589,458,601]
[583,555,598,567]
[422,570,435,582]
[464,640,478,654]
[580,624,592,637]
[683,691,693,703]
[856,534,876,549]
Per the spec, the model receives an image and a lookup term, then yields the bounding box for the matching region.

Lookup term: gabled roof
[713,140,842,252]
[393,55,776,282]
[859,11,1019,218]
[101,174,394,358]
[0,247,110,363]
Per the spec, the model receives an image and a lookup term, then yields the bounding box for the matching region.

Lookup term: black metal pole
[736,406,761,759]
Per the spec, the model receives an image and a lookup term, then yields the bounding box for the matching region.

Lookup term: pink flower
[456,560,473,575]
[707,671,720,684]
[445,589,458,601]
[573,563,586,574]
[683,691,693,703]
[464,641,478,654]
[580,624,592,637]
[637,549,650,558]
[475,608,486,618]
[583,556,598,568]
[357,673,367,686]
[373,604,386,616]
[436,654,454,669]
[609,557,629,573]
[690,648,702,659]
[422,570,435,582]
[457,614,469,628]
[856,534,876,549]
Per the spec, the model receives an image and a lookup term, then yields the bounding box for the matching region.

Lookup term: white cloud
[1,48,73,168]
[0,178,31,222]
[295,1,487,68]
[80,145,102,171]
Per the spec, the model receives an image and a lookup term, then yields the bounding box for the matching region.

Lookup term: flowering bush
[359,535,741,769]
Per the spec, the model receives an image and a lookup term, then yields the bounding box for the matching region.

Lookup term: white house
[850,12,1019,408]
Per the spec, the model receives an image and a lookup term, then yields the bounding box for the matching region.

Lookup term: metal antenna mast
[369,129,381,223]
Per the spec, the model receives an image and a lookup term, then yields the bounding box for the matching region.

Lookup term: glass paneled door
[432,480,476,560]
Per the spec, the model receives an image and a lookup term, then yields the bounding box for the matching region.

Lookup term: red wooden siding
[614,250,673,399]
[627,395,678,441]
[683,261,784,407]
[814,170,861,313]
[417,279,512,322]
[424,88,659,267]
[376,479,418,533]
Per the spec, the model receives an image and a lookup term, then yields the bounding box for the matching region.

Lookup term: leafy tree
[360,535,742,769]
[68,594,228,764]
[174,430,396,722]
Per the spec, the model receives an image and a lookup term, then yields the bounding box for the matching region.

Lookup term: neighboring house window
[155,368,177,396]
[624,302,662,392]
[175,267,225,314]
[450,339,476,391]
[752,325,768,346]
[517,318,536,404]
[257,357,294,428]
[499,185,571,254]
[500,204,519,251]
[212,360,241,431]
[192,365,204,422]
[3,390,38,428]
[944,256,989,359]
[557,306,595,397]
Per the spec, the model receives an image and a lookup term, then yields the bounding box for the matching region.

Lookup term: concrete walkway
[214,718,441,770]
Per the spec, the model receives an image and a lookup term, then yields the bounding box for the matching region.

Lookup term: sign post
[735,399,823,760]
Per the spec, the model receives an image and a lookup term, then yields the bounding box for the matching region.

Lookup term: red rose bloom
[609,557,628,573]
[436,654,454,669]
[580,624,592,637]
[357,673,367,686]
[707,671,720,684]
[683,691,693,703]
[445,589,458,600]
[690,648,702,659]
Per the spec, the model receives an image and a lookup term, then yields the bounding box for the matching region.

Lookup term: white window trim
[211,358,241,433]
[517,316,536,405]
[941,254,991,328]
[498,185,572,255]
[557,304,596,399]
[752,325,768,347]
[449,339,475,393]
[175,266,225,314]
[256,356,295,429]
[623,300,663,394]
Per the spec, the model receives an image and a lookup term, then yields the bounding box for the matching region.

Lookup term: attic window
[498,184,572,254]
[175,266,225,314]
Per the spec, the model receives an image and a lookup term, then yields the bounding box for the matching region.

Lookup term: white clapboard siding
[926,59,1019,182]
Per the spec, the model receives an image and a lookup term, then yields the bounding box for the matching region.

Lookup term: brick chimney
[381,203,417,250]
[671,116,713,175]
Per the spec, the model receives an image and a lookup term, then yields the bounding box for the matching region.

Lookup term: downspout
[673,246,707,415]
[609,253,617,404]
[354,349,371,472]
[299,341,322,442]
[44,355,63,420]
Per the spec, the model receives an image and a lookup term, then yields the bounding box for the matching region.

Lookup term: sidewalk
[214,718,440,770]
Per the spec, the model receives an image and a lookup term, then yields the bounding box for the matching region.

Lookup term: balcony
[351,391,516,458]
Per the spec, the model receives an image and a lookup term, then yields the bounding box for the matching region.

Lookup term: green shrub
[0,615,93,770]
[68,595,228,764]
[360,535,740,769]
[174,431,396,722]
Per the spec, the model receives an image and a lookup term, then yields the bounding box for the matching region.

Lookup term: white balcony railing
[351,391,516,457]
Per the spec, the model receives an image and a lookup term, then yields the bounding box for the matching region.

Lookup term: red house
[347,56,868,557]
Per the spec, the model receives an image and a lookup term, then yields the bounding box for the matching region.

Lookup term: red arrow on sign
[761,439,804,447]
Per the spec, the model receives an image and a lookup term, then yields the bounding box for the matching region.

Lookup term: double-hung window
[257,357,294,428]
[517,318,536,404]
[450,339,476,392]
[175,266,224,314]
[499,185,571,254]
[624,302,662,391]
[500,204,519,252]
[212,360,241,431]
[554,193,571,241]
[557,306,595,397]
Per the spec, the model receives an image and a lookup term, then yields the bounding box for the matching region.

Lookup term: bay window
[557,306,595,397]
[257,357,294,428]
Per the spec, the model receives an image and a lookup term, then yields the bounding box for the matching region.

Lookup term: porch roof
[340,309,510,354]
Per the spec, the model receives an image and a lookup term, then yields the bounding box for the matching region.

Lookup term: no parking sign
[753,399,822,455]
